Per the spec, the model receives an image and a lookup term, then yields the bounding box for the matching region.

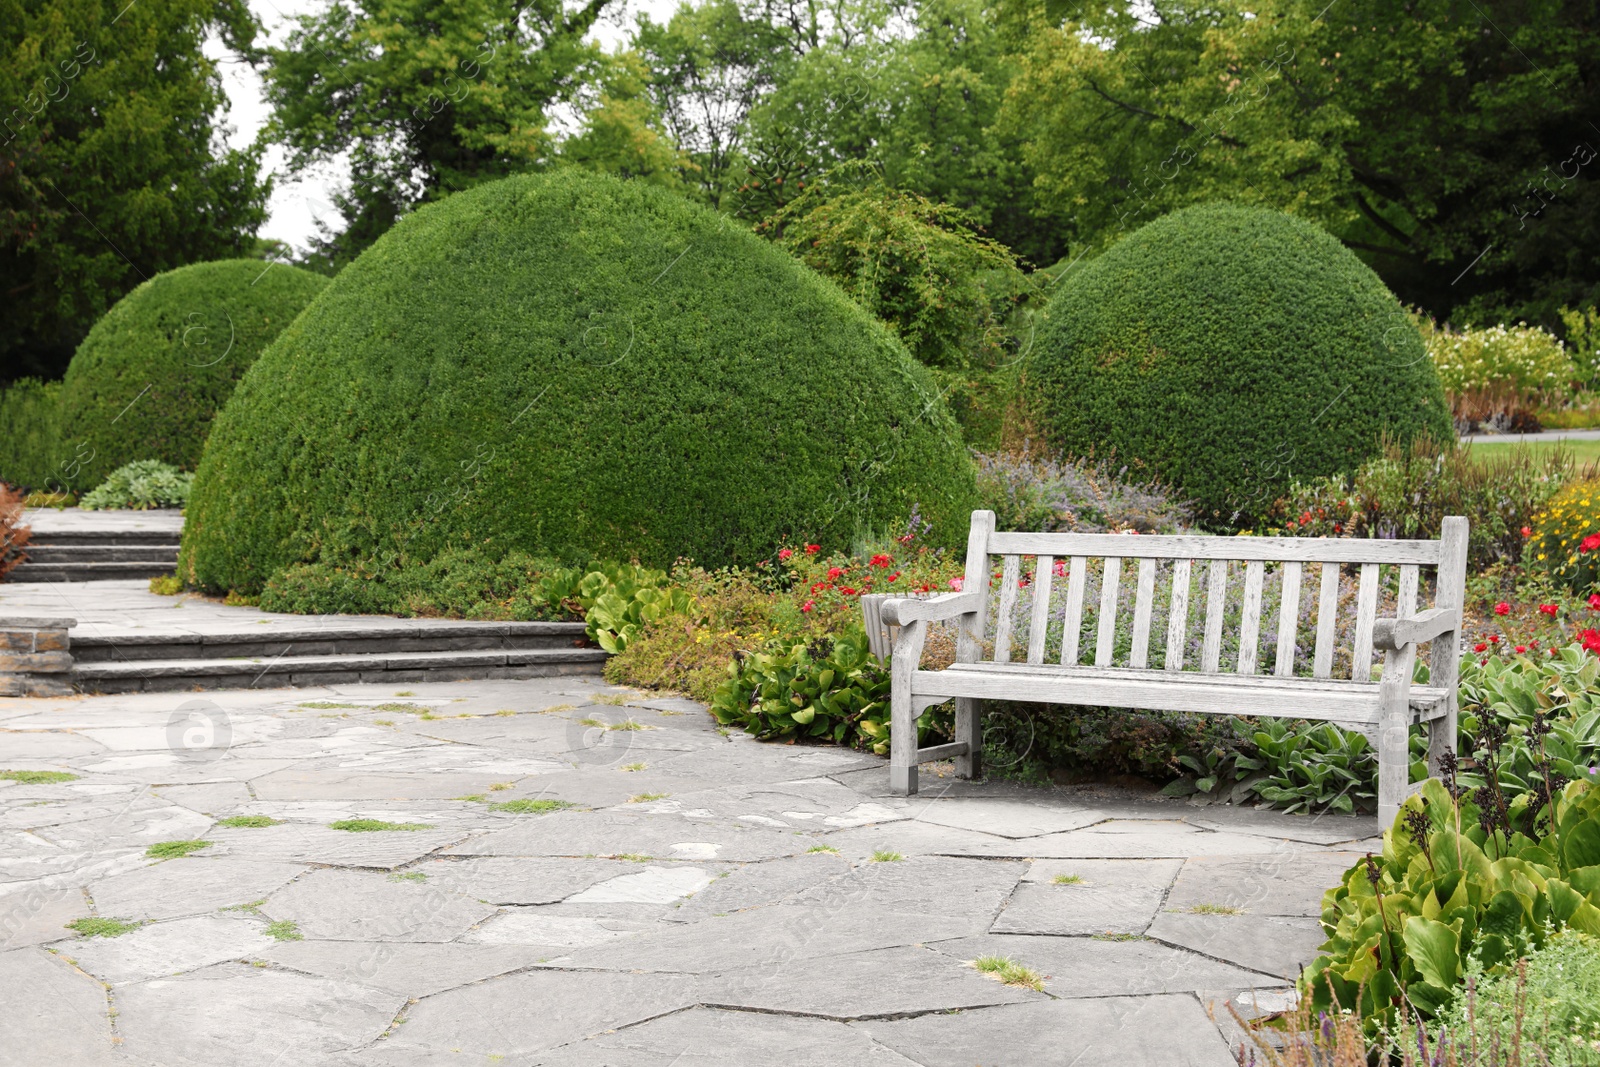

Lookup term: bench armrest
[1373,607,1460,652]
[880,592,982,627]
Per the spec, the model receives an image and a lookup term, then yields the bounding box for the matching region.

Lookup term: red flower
[1299,511,1313,525]
[1583,533,1600,553]
[887,571,901,582]
[1521,526,1533,538]
[1489,634,1500,644]
[778,548,793,561]
[804,544,821,555]
[1474,643,1488,652]
[1494,602,1510,616]
[1582,629,1600,654]
[1515,645,1527,654]
[1285,520,1297,530]
[1333,523,1343,534]
[826,567,843,580]
[1539,603,1559,616]
[869,554,893,568]
[897,533,915,544]
[1589,594,1600,610]
[840,587,857,596]
[801,600,815,613]
[810,581,831,594]
[1530,640,1540,648]
[949,577,964,591]
[1053,559,1068,578]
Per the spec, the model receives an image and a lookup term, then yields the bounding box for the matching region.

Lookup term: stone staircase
[71,621,605,694]
[9,526,180,583]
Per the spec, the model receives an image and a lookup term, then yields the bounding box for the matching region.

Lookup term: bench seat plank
[915,662,1450,726]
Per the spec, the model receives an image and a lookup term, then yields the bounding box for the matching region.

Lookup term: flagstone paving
[0,676,1382,1066]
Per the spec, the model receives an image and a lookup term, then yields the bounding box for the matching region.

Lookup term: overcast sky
[217,0,680,253]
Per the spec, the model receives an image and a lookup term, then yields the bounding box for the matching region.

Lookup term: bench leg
[954,698,981,780]
[889,631,920,796]
[1377,711,1409,831]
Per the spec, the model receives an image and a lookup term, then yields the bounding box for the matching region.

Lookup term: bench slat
[1202,559,1228,672]
[1275,560,1303,677]
[1351,562,1380,681]
[1399,563,1418,621]
[987,531,1442,564]
[1165,558,1192,671]
[915,664,1449,726]
[1238,559,1265,674]
[1027,555,1055,665]
[993,555,1021,662]
[1129,558,1157,669]
[1095,557,1122,666]
[1313,561,1339,679]
[1061,555,1087,666]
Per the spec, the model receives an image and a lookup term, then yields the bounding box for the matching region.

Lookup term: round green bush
[180,171,976,593]
[1031,203,1454,525]
[54,259,329,490]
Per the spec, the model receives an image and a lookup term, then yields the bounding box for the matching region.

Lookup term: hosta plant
[79,460,193,511]
[1240,719,1377,815]
[1302,767,1600,1037]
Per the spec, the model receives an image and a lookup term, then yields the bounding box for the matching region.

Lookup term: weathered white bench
[879,511,1468,827]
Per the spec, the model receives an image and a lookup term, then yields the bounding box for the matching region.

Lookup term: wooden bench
[878,511,1468,827]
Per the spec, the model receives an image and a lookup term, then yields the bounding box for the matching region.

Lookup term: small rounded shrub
[1529,477,1600,592]
[180,171,976,594]
[56,260,329,489]
[1031,203,1454,525]
[79,461,194,511]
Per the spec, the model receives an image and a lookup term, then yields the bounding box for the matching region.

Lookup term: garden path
[0,677,1376,1066]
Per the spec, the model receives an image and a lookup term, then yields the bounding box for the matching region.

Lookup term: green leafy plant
[579,563,691,653]
[80,460,194,511]
[65,917,142,938]
[215,816,279,828]
[145,839,212,859]
[1241,720,1377,815]
[1426,319,1574,424]
[486,799,572,814]
[1429,930,1600,1065]
[0,770,76,784]
[709,633,928,755]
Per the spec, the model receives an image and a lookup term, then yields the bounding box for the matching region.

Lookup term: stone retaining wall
[0,616,77,697]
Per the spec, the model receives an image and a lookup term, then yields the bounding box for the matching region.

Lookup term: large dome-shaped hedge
[57,259,329,488]
[180,171,977,592]
[1032,203,1454,524]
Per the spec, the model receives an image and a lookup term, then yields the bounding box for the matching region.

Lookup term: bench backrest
[957,511,1468,685]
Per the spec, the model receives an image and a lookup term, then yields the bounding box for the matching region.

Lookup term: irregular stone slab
[562,903,988,974]
[89,857,306,920]
[793,855,1025,922]
[0,879,90,948]
[261,940,532,997]
[911,798,1107,838]
[531,1006,924,1067]
[262,868,496,942]
[66,914,276,984]
[995,859,1181,936]
[926,934,1278,998]
[1163,853,1361,917]
[655,742,881,787]
[410,855,667,904]
[566,865,715,904]
[33,804,215,851]
[1146,912,1327,980]
[623,777,907,828]
[463,910,655,950]
[1186,807,1376,845]
[706,944,1043,1019]
[153,781,255,813]
[0,729,107,759]
[0,792,185,832]
[206,823,465,869]
[666,853,851,922]
[861,994,1237,1067]
[443,809,813,862]
[116,962,404,1066]
[375,968,699,1059]
[952,820,1303,859]
[0,947,119,1064]
[817,818,1019,859]
[250,769,537,802]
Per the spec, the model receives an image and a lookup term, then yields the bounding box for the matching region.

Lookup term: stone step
[7,561,178,583]
[73,645,608,693]
[71,621,592,662]
[23,527,183,545]
[20,544,180,563]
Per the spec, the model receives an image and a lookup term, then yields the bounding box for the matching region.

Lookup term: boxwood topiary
[1030,203,1454,526]
[180,171,977,593]
[55,259,329,489]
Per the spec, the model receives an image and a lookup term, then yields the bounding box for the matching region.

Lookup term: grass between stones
[489,782,513,791]
[807,845,840,854]
[620,763,647,772]
[0,770,78,784]
[328,819,435,832]
[488,799,572,814]
[66,917,142,938]
[265,920,303,941]
[1092,932,1149,942]
[589,693,633,706]
[298,701,359,710]
[1184,903,1243,915]
[146,840,212,859]
[393,691,416,697]
[539,704,577,715]
[389,872,427,883]
[627,793,668,803]
[216,816,280,828]
[970,956,1044,991]
[871,849,904,863]
[1052,874,1084,885]
[372,702,431,715]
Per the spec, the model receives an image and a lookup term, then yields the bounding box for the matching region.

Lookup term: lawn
[1464,435,1600,467]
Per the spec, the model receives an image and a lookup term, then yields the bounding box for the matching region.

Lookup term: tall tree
[997,0,1600,325]
[0,0,268,383]
[264,0,609,269]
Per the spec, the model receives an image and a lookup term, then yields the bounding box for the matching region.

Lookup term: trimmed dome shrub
[180,171,976,593]
[56,260,329,489]
[1031,203,1454,525]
